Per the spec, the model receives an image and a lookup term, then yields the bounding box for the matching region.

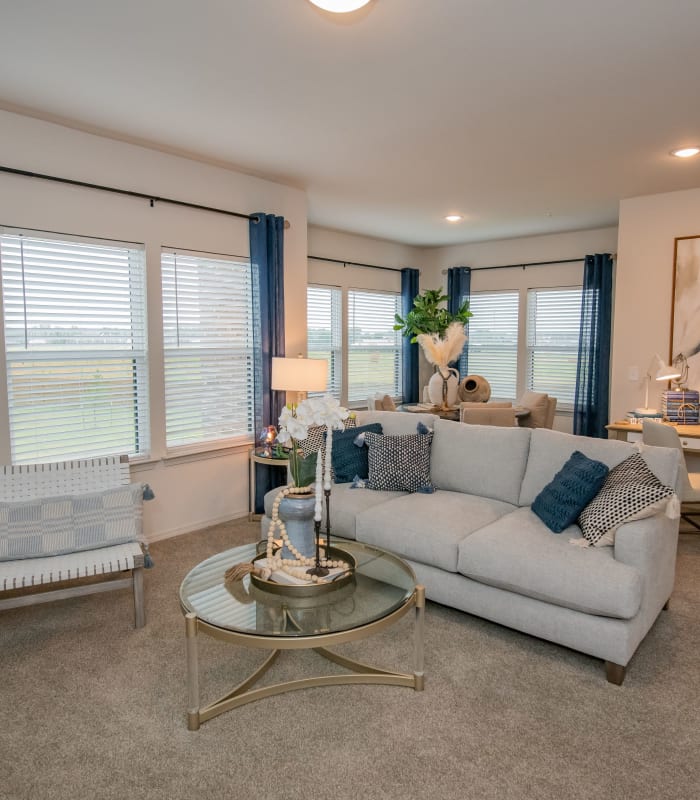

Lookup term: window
[347,289,402,404]
[161,250,254,449]
[466,291,519,399]
[0,229,149,463]
[307,285,342,399]
[527,287,582,408]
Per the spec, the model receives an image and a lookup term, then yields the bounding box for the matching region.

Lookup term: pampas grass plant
[417,321,467,374]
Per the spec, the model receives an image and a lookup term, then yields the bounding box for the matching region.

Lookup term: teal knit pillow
[330,423,383,483]
[531,451,609,533]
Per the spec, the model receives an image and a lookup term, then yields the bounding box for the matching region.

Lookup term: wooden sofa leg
[133,567,146,628]
[663,598,670,610]
[605,661,626,685]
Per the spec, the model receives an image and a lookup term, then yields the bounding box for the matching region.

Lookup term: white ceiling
[1,0,700,246]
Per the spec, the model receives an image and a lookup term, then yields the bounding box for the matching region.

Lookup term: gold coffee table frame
[180,542,425,731]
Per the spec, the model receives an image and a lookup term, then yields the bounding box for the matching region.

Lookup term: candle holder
[324,488,332,555]
[258,425,278,457]
[307,519,330,578]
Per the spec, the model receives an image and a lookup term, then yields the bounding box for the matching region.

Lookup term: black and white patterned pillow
[300,416,357,458]
[578,452,676,546]
[364,430,433,492]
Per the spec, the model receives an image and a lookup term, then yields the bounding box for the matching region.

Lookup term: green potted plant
[394,289,472,409]
[393,289,471,342]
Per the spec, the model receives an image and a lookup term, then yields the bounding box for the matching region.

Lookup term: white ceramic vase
[428,367,459,408]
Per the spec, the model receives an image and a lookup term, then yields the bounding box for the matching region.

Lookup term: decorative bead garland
[267,485,348,583]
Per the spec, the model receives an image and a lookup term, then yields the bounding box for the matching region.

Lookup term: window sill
[129,437,253,471]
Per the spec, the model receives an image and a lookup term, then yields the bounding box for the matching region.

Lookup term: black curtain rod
[0,165,275,225]
[471,257,584,272]
[308,254,403,273]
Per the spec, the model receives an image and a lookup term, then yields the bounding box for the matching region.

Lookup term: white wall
[0,110,307,540]
[612,187,700,423]
[420,226,619,287]
[308,226,417,292]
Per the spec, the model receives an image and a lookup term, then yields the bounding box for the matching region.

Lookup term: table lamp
[634,353,681,415]
[271,355,328,405]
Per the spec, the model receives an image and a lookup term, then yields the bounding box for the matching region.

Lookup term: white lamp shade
[655,363,682,381]
[271,357,328,392]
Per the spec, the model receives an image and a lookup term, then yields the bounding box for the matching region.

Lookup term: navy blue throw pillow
[330,423,383,483]
[531,451,609,533]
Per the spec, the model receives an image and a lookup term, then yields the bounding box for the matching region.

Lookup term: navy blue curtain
[573,253,614,438]
[447,266,471,375]
[250,213,287,510]
[401,268,420,403]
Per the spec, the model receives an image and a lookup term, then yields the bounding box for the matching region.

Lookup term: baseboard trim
[145,510,250,543]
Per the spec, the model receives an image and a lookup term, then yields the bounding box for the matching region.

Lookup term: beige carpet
[1,520,699,800]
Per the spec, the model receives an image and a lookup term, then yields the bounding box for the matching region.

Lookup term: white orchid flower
[276,394,350,487]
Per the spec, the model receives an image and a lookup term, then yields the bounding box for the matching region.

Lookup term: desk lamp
[634,353,681,415]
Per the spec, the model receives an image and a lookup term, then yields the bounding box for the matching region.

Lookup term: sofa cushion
[330,423,383,483]
[431,418,531,506]
[457,507,643,619]
[519,429,631,507]
[578,452,677,546]
[531,450,609,532]
[519,429,681,507]
[356,490,517,572]
[263,483,405,541]
[355,409,438,435]
[364,430,433,492]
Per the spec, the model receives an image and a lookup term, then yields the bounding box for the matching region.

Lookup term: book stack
[661,390,700,424]
[626,410,663,424]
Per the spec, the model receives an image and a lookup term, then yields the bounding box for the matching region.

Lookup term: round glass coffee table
[179,539,425,730]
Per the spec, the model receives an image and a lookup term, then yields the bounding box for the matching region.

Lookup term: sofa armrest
[613,512,679,609]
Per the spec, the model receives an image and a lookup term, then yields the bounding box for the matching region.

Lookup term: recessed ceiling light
[308,0,371,12]
[445,214,463,223]
[670,146,700,158]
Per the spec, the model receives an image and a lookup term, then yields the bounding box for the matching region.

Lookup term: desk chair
[517,392,557,429]
[368,394,396,411]
[642,420,700,531]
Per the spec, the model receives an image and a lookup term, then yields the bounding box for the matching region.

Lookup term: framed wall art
[671,235,700,391]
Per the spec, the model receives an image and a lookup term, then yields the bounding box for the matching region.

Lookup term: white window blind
[347,289,402,404]
[466,291,519,399]
[0,230,149,463]
[161,250,254,448]
[527,287,582,408]
[307,285,342,399]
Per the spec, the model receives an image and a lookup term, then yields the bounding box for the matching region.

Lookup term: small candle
[314,443,323,521]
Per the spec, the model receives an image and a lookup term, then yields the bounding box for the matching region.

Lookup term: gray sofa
[262,410,682,684]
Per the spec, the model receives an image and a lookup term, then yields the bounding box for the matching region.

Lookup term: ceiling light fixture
[308,0,371,12]
[445,214,463,223]
[670,146,700,159]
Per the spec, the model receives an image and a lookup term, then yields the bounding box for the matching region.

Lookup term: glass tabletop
[179,540,416,638]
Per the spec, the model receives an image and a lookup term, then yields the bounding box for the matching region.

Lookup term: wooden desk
[606,421,700,453]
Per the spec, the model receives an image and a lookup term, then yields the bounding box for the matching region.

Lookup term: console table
[606,421,700,453]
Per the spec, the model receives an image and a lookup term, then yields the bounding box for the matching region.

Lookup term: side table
[248,449,289,521]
